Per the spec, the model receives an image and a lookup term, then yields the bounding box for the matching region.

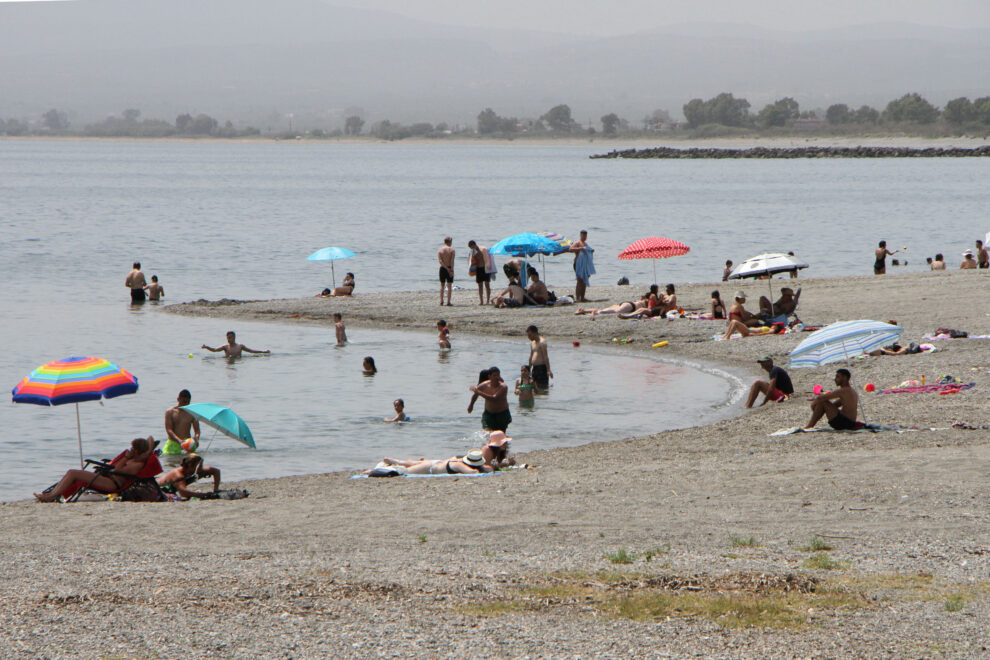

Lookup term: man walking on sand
[438,236,455,305]
[804,368,859,430]
[125,261,147,304]
[527,325,553,392]
[569,229,595,303]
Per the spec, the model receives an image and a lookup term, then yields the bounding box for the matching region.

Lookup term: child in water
[145,275,164,301]
[334,312,347,346]
[362,356,377,375]
[515,365,535,408]
[384,398,407,422]
[437,319,451,349]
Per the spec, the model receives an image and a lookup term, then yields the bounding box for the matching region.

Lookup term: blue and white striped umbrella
[789,320,903,368]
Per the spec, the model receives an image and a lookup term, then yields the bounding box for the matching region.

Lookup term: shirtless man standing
[438,236,455,306]
[163,389,201,468]
[125,261,147,304]
[469,366,511,432]
[804,368,859,430]
[526,325,553,392]
[202,331,270,357]
[977,239,989,269]
[467,240,492,305]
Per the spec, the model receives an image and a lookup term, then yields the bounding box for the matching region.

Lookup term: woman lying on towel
[366,449,492,475]
[35,436,156,502]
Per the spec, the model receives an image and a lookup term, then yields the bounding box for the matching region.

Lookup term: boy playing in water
[437,320,451,349]
[202,331,270,357]
[334,313,347,346]
[145,275,164,301]
[384,399,407,422]
[515,365,535,408]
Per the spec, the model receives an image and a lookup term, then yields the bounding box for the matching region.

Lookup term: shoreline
[4,270,989,656]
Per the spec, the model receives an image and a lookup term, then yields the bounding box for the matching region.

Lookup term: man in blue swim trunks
[804,368,859,430]
[469,366,511,432]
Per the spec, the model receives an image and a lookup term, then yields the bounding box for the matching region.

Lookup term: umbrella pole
[331,261,336,289]
[840,339,868,424]
[75,402,83,468]
[652,260,657,286]
[767,278,775,317]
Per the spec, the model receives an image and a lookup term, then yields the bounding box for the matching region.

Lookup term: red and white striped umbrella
[618,237,690,283]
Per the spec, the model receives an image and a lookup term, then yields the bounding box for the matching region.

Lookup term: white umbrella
[728,253,808,315]
[789,320,903,369]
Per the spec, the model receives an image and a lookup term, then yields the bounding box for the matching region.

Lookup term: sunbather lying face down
[35,436,156,502]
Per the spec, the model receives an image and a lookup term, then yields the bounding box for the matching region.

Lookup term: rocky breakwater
[591,145,990,159]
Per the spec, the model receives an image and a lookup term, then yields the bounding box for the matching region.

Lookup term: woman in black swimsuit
[711,290,726,319]
[874,240,896,275]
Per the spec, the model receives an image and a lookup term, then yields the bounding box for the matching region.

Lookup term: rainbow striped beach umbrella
[12,357,139,467]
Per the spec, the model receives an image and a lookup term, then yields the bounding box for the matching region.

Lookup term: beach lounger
[57,451,166,502]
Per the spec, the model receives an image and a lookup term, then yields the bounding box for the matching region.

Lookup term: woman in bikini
[35,436,156,502]
[711,290,726,319]
[515,365,535,408]
[723,292,757,340]
[377,450,491,475]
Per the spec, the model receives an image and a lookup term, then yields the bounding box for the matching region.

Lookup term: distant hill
[1,0,987,129]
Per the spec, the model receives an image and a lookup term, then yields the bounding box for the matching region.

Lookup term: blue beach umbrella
[788,320,903,369]
[180,403,256,449]
[489,232,564,257]
[306,246,356,288]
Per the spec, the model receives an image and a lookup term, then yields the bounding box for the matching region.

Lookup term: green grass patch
[460,600,530,616]
[802,553,847,570]
[416,535,427,543]
[604,548,636,564]
[799,536,834,552]
[729,535,759,548]
[944,593,967,612]
[643,544,670,562]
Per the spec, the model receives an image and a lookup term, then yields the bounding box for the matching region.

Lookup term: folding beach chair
[59,451,166,502]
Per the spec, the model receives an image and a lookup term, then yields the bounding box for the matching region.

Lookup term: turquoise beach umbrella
[180,403,256,449]
[306,246,356,288]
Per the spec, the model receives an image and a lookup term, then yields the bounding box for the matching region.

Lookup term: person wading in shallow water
[125,261,147,303]
[468,367,511,432]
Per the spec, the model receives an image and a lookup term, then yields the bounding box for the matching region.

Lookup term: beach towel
[352,471,497,479]
[574,247,596,285]
[770,423,904,436]
[878,382,974,395]
[484,249,497,276]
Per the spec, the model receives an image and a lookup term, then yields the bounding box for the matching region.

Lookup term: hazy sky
[324,0,990,35]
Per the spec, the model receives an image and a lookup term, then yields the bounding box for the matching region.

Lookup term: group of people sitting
[722,287,801,339]
[363,430,515,476]
[574,284,680,318]
[35,436,222,503]
[492,260,551,308]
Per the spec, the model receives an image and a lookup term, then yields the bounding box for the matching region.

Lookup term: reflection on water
[0,301,739,501]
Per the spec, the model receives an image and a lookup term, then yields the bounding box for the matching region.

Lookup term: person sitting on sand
[931,253,946,270]
[723,292,758,339]
[492,277,528,308]
[711,290,726,319]
[960,250,977,269]
[759,287,800,320]
[316,272,355,297]
[384,398,407,422]
[202,331,270,358]
[525,267,548,305]
[157,453,220,499]
[373,449,491,475]
[745,356,794,408]
[35,437,157,502]
[804,368,859,430]
[482,430,515,468]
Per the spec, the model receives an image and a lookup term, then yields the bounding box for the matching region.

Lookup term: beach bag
[546,290,557,303]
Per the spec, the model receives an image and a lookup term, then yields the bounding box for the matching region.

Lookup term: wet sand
[3,271,989,657]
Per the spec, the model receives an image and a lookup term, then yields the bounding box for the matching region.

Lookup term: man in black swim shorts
[804,368,859,431]
[438,236,455,306]
[469,366,511,432]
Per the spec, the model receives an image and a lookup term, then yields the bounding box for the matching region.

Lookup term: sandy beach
[3,270,989,658]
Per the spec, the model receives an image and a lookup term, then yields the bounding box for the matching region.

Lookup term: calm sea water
[2,140,987,501]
